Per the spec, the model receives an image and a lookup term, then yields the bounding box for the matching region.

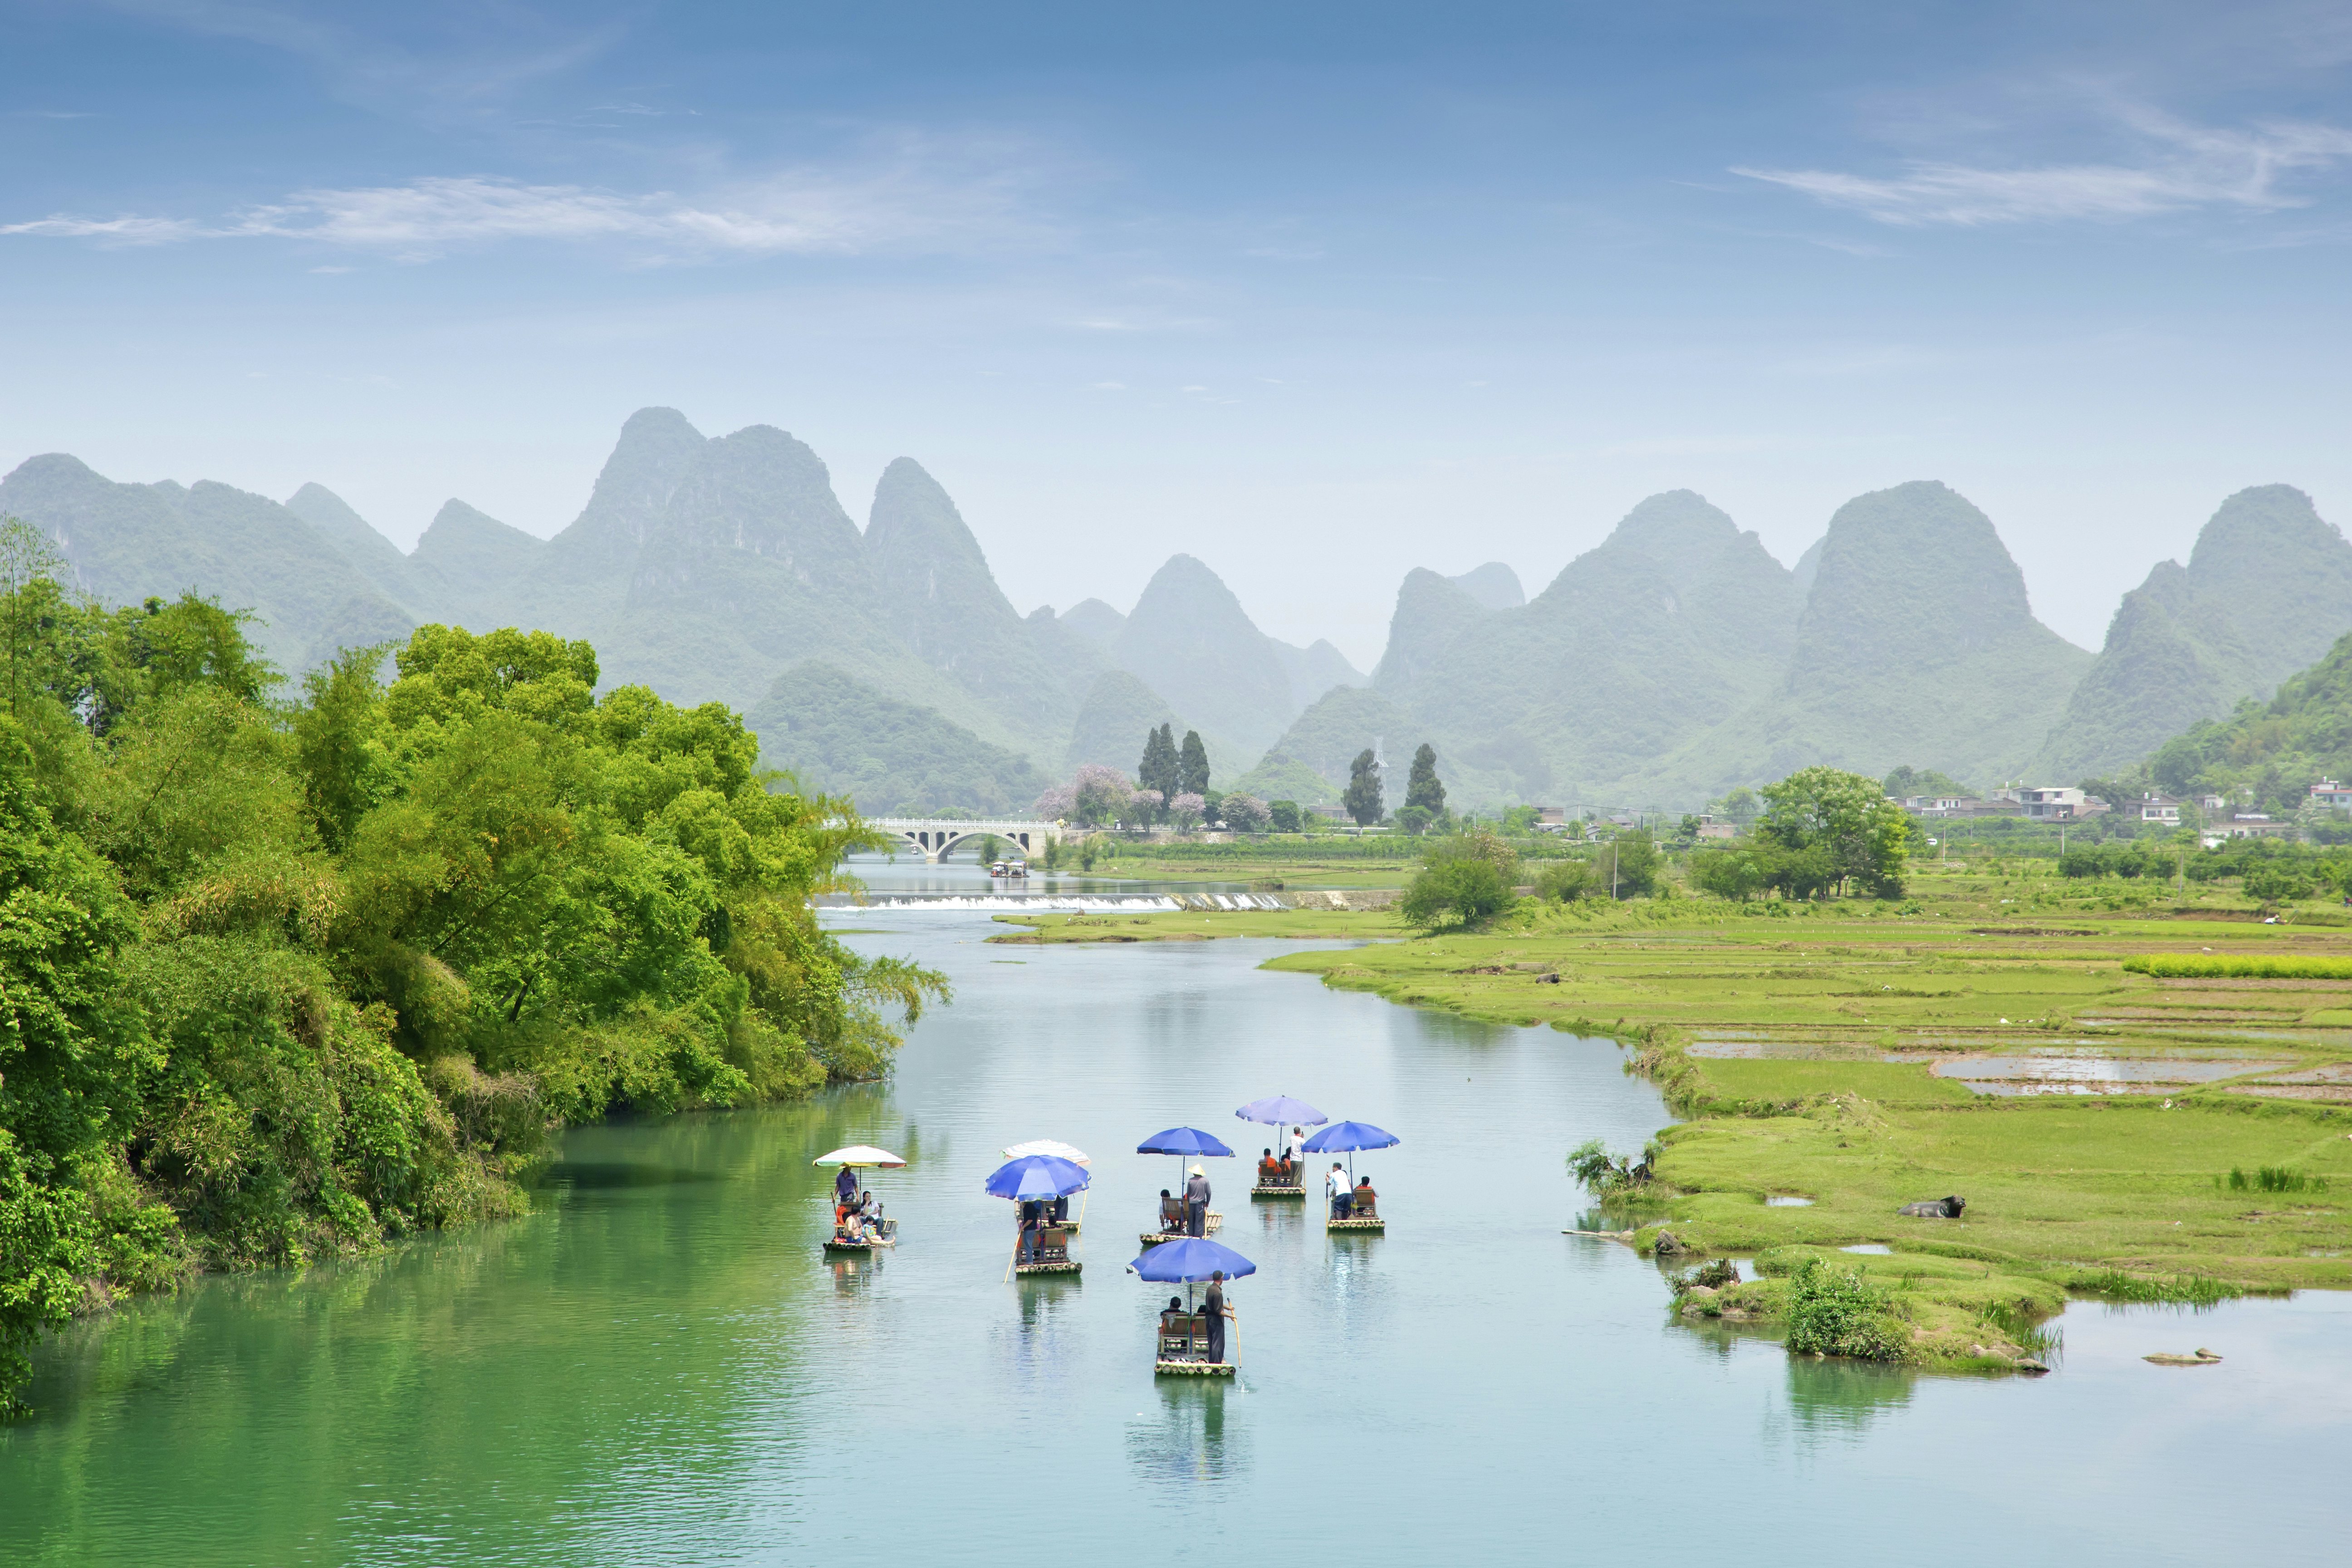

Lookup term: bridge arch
[868,818,1063,865]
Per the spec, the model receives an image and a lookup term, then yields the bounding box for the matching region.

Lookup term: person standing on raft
[1184,1164,1211,1237]
[1204,1270,1232,1363]
[834,1163,858,1213]
[1327,1162,1352,1219]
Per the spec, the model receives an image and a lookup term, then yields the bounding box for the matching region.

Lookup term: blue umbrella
[1128,1237,1257,1281]
[1136,1127,1235,1157]
[1301,1121,1398,1153]
[984,1154,1091,1200]
[1234,1095,1326,1128]
[1302,1120,1399,1196]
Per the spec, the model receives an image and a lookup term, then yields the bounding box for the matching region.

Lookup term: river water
[5,865,2349,1564]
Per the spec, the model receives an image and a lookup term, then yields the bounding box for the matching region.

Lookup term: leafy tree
[1222,793,1269,832]
[1137,724,1179,816]
[1343,748,1383,827]
[1400,830,1519,930]
[1178,730,1210,797]
[1267,799,1303,834]
[1403,743,1446,829]
[0,600,949,1415]
[1169,791,1207,829]
[1882,765,1970,800]
[1499,804,1539,835]
[1602,829,1659,897]
[1689,847,1766,901]
[1755,766,1910,897]
[1534,858,1597,902]
[1707,787,1760,826]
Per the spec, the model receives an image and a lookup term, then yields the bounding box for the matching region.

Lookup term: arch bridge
[868,818,1062,865]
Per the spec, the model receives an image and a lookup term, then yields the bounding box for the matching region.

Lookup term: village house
[2015,786,2095,821]
[2205,813,2298,847]
[2139,794,2182,824]
[2310,779,2352,810]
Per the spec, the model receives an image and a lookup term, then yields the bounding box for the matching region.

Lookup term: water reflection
[1127,1380,1245,1490]
[1775,1357,1918,1443]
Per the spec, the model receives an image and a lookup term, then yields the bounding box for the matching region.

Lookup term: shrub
[1400,857,1513,930]
[1534,859,1597,902]
[1784,1257,1910,1361]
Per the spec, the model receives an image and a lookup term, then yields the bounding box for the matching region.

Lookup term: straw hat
[1188,1164,1205,1175]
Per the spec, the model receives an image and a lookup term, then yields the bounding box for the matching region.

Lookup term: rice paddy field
[994,861,2352,1366]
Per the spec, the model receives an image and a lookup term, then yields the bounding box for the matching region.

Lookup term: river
[4,863,2348,1564]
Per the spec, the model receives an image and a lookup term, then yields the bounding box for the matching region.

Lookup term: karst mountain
[2,409,2341,813]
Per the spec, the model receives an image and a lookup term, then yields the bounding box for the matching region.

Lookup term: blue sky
[5,0,2351,666]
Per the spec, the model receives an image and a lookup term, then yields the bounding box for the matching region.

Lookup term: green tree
[1268,799,1303,834]
[1707,787,1760,826]
[1689,846,1765,901]
[1756,765,1911,897]
[1603,829,1659,897]
[1534,859,1596,902]
[1343,749,1384,827]
[1178,730,1210,797]
[1138,724,1179,811]
[1403,743,1446,831]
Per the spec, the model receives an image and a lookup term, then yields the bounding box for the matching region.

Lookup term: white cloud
[2,157,1050,263]
[0,214,201,243]
[1736,109,2352,226]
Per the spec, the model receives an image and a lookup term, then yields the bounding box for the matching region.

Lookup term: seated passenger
[1277,1154,1295,1184]
[1353,1177,1377,1214]
[1258,1148,1281,1183]
[1158,1190,1183,1232]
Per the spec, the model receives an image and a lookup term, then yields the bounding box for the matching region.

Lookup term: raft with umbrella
[1235,1094,1325,1198]
[1135,1127,1233,1245]
[1304,1120,1399,1233]
[1002,1139,1091,1232]
[986,1153,1089,1277]
[813,1145,906,1254]
[1130,1237,1254,1376]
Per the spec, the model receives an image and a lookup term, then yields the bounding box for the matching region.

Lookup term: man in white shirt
[1327,1162,1351,1219]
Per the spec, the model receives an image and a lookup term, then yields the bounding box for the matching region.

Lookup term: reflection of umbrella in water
[1302,1120,1398,1190]
[1131,1237,1256,1365]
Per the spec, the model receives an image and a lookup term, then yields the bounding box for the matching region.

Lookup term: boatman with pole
[1185,1164,1211,1237]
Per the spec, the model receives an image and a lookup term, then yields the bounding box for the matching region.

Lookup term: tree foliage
[1342,748,1383,827]
[0,538,945,1414]
[1400,828,1519,930]
[1402,743,1446,833]
[1754,766,1910,897]
[1137,724,1179,814]
[1178,730,1210,797]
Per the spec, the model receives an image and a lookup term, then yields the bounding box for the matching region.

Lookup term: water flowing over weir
[4,862,2349,1564]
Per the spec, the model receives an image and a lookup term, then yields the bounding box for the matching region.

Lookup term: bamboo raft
[1138,1211,1223,1247]
[1155,1359,1235,1376]
[1015,1259,1082,1276]
[823,1237,895,1255]
[1250,1183,1306,1200]
[1327,1215,1385,1232]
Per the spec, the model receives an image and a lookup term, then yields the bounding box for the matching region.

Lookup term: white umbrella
[812,1146,907,1167]
[1001,1139,1091,1166]
[1003,1139,1092,1230]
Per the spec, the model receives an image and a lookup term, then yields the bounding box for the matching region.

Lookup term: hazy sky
[5,1,2352,668]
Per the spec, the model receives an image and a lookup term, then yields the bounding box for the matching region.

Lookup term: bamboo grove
[0,521,944,1411]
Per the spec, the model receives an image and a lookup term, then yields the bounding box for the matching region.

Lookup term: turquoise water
[4,901,2348,1564]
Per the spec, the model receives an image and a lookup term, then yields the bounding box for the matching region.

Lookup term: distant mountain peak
[554,406,709,569]
[1446,561,1524,610]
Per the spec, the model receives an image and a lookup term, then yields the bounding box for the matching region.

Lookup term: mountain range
[2,409,2343,814]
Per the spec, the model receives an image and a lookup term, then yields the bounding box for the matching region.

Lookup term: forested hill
[0,523,942,1414]
[2147,625,2352,816]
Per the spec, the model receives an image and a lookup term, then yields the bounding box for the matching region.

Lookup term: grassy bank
[1020,860,2352,1371]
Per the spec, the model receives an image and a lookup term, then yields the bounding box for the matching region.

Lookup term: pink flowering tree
[1128,788,1165,825]
[1221,793,1269,832]
[1071,764,1134,827]
[1169,791,1207,829]
[1033,783,1077,821]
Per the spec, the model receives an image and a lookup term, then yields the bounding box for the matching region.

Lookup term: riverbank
[1004,867,2352,1371]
